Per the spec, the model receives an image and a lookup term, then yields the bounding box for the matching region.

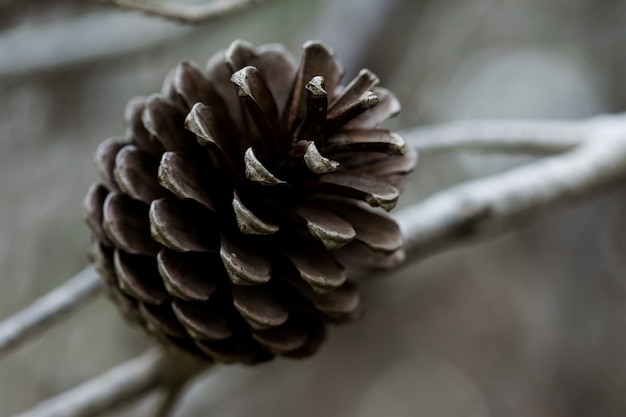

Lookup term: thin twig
[402,119,587,155]
[105,0,269,24]
[0,266,102,359]
[394,120,626,259]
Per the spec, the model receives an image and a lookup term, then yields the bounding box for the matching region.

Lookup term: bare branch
[394,117,626,259]
[12,348,211,417]
[0,0,270,77]
[13,349,162,417]
[402,119,587,156]
[0,12,193,78]
[0,267,102,359]
[105,0,270,24]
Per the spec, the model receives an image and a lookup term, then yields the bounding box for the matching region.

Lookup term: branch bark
[12,348,211,417]
[401,118,587,156]
[0,267,102,359]
[394,116,626,259]
[105,0,269,24]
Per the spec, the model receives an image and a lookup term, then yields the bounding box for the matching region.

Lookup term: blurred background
[1,0,626,415]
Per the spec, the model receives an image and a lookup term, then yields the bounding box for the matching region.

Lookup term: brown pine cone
[84,40,416,365]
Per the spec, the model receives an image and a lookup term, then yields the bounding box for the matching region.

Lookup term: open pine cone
[84,40,416,364]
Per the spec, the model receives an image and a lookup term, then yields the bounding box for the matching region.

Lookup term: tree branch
[394,115,626,259]
[13,349,163,417]
[12,348,211,417]
[105,0,270,24]
[401,119,587,155]
[0,266,102,359]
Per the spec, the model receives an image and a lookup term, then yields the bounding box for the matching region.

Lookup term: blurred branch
[105,0,269,24]
[394,113,626,259]
[0,267,102,359]
[402,119,586,156]
[0,13,192,78]
[154,380,189,417]
[0,0,269,77]
[12,348,211,417]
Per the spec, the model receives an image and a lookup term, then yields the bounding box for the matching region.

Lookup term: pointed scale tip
[244,147,285,185]
[304,142,339,174]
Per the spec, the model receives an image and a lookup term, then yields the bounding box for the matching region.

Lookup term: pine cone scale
[195,337,266,365]
[294,76,328,144]
[113,145,164,204]
[325,91,379,134]
[148,198,218,252]
[114,249,169,305]
[253,44,297,112]
[184,103,242,165]
[232,191,280,235]
[168,61,222,110]
[205,52,244,128]
[328,68,379,112]
[171,298,233,341]
[279,242,347,293]
[142,95,197,152]
[232,285,289,330]
[283,41,343,138]
[95,137,129,192]
[231,66,280,130]
[329,202,404,254]
[317,172,400,211]
[124,99,165,159]
[251,319,309,354]
[345,87,401,129]
[157,151,220,212]
[293,203,356,250]
[324,129,406,155]
[102,193,159,257]
[140,302,188,339]
[219,237,272,285]
[84,184,112,246]
[156,249,218,302]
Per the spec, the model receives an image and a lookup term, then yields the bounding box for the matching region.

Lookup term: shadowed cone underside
[84,39,416,364]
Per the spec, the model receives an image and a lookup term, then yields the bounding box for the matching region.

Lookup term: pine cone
[84,40,416,364]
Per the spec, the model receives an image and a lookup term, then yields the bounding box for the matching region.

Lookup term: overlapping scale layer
[85,40,416,364]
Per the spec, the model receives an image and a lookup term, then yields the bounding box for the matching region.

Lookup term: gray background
[2,0,626,415]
